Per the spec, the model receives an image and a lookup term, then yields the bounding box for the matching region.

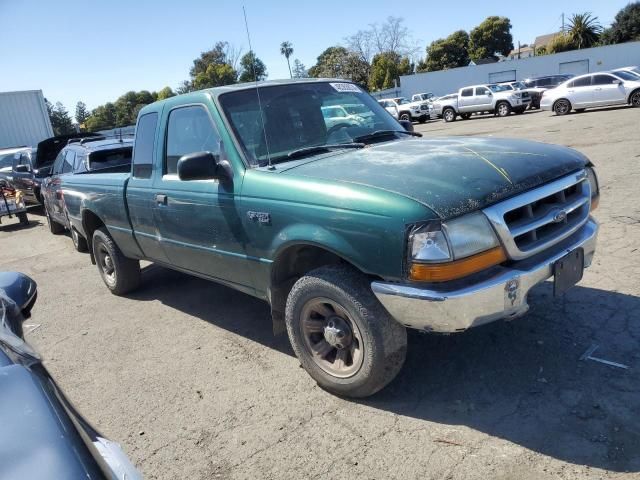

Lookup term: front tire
[92,227,141,295]
[399,112,411,122]
[443,108,456,122]
[554,99,571,116]
[46,208,65,234]
[285,265,407,398]
[71,227,88,252]
[496,102,511,117]
[629,90,640,107]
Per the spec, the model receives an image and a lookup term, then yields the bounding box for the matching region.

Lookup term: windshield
[0,153,16,169]
[614,70,639,81]
[488,84,512,93]
[394,98,410,105]
[511,82,526,89]
[219,82,400,167]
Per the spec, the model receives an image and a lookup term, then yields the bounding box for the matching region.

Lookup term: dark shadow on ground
[128,265,293,357]
[0,218,43,232]
[125,265,640,471]
[362,284,640,472]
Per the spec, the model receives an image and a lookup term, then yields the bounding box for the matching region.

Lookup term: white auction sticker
[330,82,361,93]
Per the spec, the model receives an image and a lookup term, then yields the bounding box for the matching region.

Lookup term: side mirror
[486,91,493,96]
[177,151,221,181]
[399,119,414,132]
[14,165,30,173]
[613,79,622,85]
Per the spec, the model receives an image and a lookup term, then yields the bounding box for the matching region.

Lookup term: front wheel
[629,90,640,107]
[92,227,141,295]
[71,227,88,252]
[399,112,411,122]
[554,99,571,116]
[443,108,456,122]
[285,265,407,398]
[46,208,65,234]
[496,102,511,117]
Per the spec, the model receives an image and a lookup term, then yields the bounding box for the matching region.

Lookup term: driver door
[152,103,252,288]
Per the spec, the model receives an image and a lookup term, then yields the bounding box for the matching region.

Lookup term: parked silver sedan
[541,70,640,115]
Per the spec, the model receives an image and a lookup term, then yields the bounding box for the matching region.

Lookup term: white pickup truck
[378,97,433,123]
[438,84,528,122]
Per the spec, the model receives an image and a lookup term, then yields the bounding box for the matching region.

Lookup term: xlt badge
[247,211,271,224]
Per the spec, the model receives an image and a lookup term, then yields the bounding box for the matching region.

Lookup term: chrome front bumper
[371,218,598,333]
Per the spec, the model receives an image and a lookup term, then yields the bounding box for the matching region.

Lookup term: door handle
[155,194,168,205]
[595,88,602,91]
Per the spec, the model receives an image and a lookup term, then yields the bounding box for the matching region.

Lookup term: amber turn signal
[409,246,507,282]
[590,195,599,211]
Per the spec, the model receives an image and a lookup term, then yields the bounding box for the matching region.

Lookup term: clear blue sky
[0,0,630,116]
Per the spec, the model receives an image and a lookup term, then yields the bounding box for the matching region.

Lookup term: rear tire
[553,99,571,116]
[285,265,407,398]
[46,208,65,234]
[496,102,511,117]
[92,227,141,295]
[443,108,456,122]
[71,227,88,253]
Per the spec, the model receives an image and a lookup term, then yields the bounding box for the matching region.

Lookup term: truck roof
[138,78,358,117]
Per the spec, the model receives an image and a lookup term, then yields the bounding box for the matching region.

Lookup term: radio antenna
[243,6,272,169]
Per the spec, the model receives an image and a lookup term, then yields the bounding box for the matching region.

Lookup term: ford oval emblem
[552,209,568,223]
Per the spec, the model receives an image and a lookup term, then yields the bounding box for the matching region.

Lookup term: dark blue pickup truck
[58,79,600,397]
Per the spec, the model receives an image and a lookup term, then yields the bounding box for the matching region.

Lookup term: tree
[84,103,117,131]
[157,86,175,100]
[46,100,75,135]
[75,101,89,126]
[417,30,470,72]
[567,13,602,49]
[292,59,307,78]
[238,51,267,83]
[601,2,640,45]
[176,80,194,95]
[368,52,412,91]
[547,34,576,54]
[187,42,239,90]
[468,16,513,60]
[308,46,369,87]
[280,41,294,78]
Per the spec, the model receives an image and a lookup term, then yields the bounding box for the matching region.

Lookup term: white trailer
[0,90,54,149]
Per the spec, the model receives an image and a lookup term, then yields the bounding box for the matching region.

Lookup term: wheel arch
[628,88,640,104]
[82,209,106,264]
[269,240,371,335]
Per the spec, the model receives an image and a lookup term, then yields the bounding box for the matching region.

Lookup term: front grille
[420,104,429,111]
[521,92,530,99]
[483,171,591,260]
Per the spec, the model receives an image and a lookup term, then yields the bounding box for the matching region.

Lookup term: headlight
[408,212,506,282]
[586,166,599,210]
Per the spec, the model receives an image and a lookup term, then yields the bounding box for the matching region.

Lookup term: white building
[0,90,53,149]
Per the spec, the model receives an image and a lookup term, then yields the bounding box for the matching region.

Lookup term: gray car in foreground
[0,271,141,480]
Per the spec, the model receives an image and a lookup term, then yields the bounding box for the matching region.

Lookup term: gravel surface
[1,105,639,479]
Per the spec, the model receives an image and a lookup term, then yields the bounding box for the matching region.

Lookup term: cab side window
[62,150,75,174]
[461,88,473,97]
[475,87,489,95]
[165,106,220,176]
[52,151,66,175]
[133,112,158,179]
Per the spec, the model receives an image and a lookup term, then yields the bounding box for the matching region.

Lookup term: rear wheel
[443,108,456,122]
[71,227,88,252]
[496,102,511,117]
[92,227,141,295]
[553,99,571,116]
[46,208,65,234]
[285,265,407,398]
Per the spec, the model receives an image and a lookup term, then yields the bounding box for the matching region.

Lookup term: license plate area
[554,248,584,296]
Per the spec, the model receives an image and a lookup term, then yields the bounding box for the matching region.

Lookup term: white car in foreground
[541,70,640,115]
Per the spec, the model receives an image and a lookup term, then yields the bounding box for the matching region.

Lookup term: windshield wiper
[353,130,422,143]
[285,143,365,160]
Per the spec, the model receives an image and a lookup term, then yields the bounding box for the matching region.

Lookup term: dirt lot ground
[1,106,639,479]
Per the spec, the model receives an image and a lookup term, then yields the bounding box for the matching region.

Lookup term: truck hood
[279,137,588,219]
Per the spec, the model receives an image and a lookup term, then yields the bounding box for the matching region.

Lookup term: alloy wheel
[300,297,364,378]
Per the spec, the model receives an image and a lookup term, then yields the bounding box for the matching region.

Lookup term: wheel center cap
[323,316,352,349]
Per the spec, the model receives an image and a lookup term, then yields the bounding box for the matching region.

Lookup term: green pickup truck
[61,79,600,397]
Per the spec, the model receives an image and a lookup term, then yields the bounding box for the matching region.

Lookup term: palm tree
[280,41,294,78]
[567,13,603,49]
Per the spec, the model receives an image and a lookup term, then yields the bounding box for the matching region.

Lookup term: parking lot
[1,105,639,479]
